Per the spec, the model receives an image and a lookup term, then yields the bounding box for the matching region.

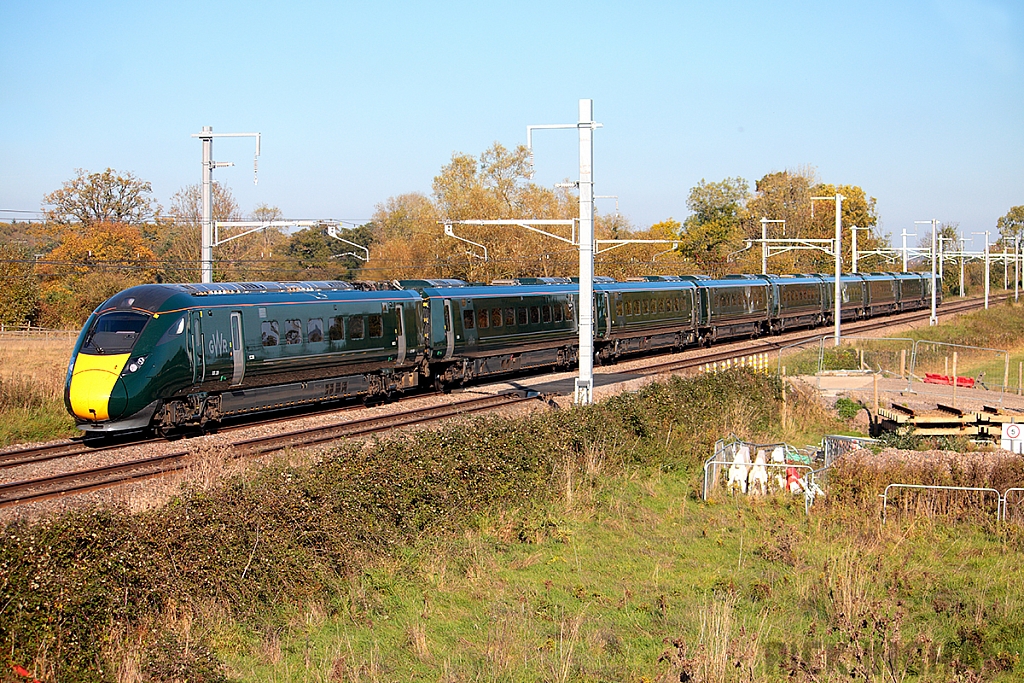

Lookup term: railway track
[0,394,387,471]
[0,390,541,509]
[0,294,1000,508]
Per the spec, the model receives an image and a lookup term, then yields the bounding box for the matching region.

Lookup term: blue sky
[1,0,1021,251]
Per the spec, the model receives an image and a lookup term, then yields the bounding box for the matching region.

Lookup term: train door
[189,311,204,384]
[230,311,245,386]
[196,311,233,384]
[601,293,611,337]
[395,304,407,364]
[442,299,454,360]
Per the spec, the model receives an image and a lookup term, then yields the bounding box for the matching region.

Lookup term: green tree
[283,224,373,280]
[997,205,1024,242]
[944,223,964,294]
[42,168,159,227]
[0,243,39,326]
[677,177,750,276]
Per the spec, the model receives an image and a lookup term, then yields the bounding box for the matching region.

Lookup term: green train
[65,272,936,434]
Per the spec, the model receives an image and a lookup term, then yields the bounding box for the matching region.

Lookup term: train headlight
[122,356,147,376]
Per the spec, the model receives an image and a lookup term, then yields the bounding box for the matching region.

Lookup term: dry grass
[0,335,74,398]
[0,335,77,444]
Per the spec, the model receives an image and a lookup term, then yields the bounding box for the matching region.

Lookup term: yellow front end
[68,353,130,421]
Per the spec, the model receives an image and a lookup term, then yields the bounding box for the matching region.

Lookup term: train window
[642,300,650,315]
[463,309,475,329]
[563,303,571,321]
[529,306,540,324]
[369,315,383,338]
[673,298,680,312]
[658,299,665,313]
[81,311,150,354]
[491,308,503,328]
[615,300,623,317]
[517,308,528,325]
[307,318,324,343]
[542,305,552,323]
[349,316,364,340]
[261,321,279,347]
[285,319,302,344]
[505,308,515,326]
[554,303,563,323]
[328,317,345,341]
[477,308,488,329]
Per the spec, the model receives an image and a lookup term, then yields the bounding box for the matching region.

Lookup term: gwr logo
[208,330,230,357]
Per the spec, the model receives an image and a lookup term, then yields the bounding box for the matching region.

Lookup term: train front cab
[66,288,193,433]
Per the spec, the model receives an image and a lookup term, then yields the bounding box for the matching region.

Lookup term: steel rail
[0,391,540,509]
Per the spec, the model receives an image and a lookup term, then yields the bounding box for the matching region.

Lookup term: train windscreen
[81,311,150,355]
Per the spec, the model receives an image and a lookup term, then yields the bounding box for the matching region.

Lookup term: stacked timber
[877,403,1024,440]
[975,406,1024,440]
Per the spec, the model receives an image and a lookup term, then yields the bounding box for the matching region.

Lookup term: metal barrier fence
[1003,488,1024,524]
[813,435,878,489]
[909,339,1009,405]
[880,483,1023,523]
[817,336,915,387]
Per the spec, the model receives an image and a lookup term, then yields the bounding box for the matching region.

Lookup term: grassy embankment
[0,334,77,445]
[3,365,1024,682]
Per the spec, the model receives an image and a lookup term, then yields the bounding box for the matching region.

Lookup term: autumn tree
[676,177,750,277]
[366,193,444,280]
[42,168,159,227]
[283,224,374,281]
[810,182,882,272]
[371,143,577,282]
[35,221,158,327]
[741,169,887,274]
[0,244,39,326]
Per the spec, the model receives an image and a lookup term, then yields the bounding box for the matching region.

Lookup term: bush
[0,370,783,681]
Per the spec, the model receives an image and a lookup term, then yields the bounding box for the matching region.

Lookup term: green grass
[0,404,76,444]
[3,361,1024,681]
[0,373,76,445]
[218,467,1024,682]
